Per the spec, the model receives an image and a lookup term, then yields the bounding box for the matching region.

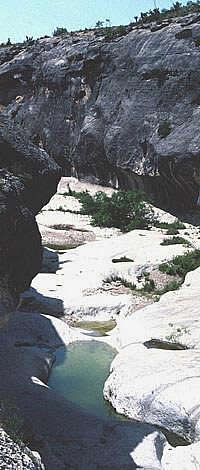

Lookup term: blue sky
[1,0,178,43]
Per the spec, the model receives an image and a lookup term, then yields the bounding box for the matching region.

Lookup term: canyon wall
[1,16,200,209]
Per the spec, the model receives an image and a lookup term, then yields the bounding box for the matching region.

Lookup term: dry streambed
[16,178,200,468]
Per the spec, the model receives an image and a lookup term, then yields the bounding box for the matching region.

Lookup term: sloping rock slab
[39,224,95,249]
[104,343,200,442]
[162,440,200,469]
[112,267,200,351]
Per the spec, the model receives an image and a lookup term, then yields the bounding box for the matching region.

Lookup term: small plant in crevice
[103,270,183,299]
[103,274,136,290]
[160,236,191,246]
[138,272,156,293]
[50,206,80,215]
[143,277,155,293]
[156,220,186,234]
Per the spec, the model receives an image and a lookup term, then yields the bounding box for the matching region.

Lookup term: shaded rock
[2,311,71,347]
[0,114,60,315]
[41,247,59,273]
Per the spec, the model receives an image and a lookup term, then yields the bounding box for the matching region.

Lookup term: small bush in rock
[53,27,68,37]
[156,220,185,231]
[159,249,200,278]
[160,236,191,246]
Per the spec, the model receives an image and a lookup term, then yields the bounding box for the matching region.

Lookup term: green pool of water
[48,341,118,419]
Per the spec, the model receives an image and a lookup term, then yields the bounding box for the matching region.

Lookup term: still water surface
[48,340,118,419]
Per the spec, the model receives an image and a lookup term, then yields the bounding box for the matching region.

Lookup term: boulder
[104,343,200,443]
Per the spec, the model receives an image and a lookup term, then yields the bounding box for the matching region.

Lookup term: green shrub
[156,220,186,232]
[159,249,200,278]
[53,27,68,37]
[74,190,156,232]
[159,262,177,276]
[160,236,191,246]
[166,227,179,235]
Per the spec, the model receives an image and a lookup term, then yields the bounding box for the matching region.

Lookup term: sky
[1,0,179,43]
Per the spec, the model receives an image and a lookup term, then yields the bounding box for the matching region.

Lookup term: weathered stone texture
[1,17,200,208]
[0,115,60,314]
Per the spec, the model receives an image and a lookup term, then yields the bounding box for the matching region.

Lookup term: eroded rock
[1,18,200,209]
[104,267,200,442]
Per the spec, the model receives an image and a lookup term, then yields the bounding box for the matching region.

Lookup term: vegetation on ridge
[2,0,200,47]
[138,1,200,24]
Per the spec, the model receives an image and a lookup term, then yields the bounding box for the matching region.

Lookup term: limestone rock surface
[104,267,200,442]
[20,223,193,321]
[1,17,200,208]
[162,440,200,469]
